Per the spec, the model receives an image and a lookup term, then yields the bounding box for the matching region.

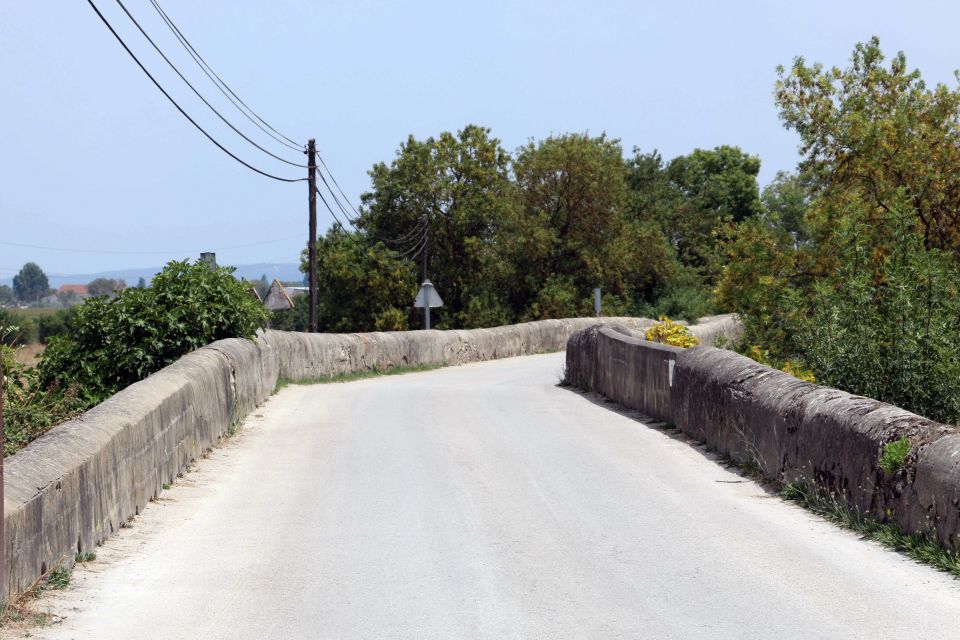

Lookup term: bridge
[5,318,960,638]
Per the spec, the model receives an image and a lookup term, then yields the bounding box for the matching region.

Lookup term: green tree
[137,277,147,289]
[511,133,649,319]
[360,125,516,328]
[718,38,960,426]
[0,284,13,306]
[761,171,810,244]
[40,260,270,403]
[664,146,762,282]
[13,262,50,304]
[302,227,417,332]
[776,36,960,253]
[624,149,713,319]
[87,278,126,297]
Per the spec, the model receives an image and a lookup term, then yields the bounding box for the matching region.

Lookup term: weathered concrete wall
[2,316,654,596]
[565,323,960,549]
[566,325,681,423]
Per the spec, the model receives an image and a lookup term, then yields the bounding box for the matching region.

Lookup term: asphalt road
[25,353,960,640]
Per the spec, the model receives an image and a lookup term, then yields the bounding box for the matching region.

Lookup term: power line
[310,160,430,250]
[114,0,308,169]
[312,186,427,256]
[0,235,305,255]
[381,218,428,248]
[314,187,353,234]
[395,226,429,260]
[317,154,362,219]
[84,0,305,183]
[315,170,358,228]
[149,0,303,153]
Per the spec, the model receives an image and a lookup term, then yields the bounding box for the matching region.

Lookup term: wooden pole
[307,139,318,333]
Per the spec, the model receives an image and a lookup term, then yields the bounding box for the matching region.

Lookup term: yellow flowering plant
[645,316,700,348]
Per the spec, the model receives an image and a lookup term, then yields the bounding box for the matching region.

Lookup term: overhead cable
[0,235,305,255]
[85,0,305,183]
[149,0,303,152]
[114,0,308,169]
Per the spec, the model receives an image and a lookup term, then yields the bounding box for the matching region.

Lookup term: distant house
[58,284,90,298]
[40,284,92,307]
[263,279,306,311]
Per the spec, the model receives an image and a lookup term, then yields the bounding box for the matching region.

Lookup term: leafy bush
[0,309,32,347]
[795,214,960,424]
[270,304,309,332]
[744,345,816,383]
[646,285,716,323]
[645,317,699,348]
[39,260,270,403]
[2,339,86,455]
[35,308,76,344]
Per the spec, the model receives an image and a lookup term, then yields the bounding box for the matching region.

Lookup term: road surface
[23,353,960,639]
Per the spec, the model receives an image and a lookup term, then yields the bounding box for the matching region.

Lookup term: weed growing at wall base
[274,363,444,391]
[879,437,911,474]
[781,482,960,578]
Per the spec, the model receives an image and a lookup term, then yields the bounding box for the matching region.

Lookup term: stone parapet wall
[3,316,655,596]
[564,322,960,549]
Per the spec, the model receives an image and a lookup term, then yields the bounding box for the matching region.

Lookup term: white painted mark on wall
[668,358,675,387]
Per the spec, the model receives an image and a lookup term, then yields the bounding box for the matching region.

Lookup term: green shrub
[2,340,86,455]
[649,285,716,323]
[35,308,75,344]
[39,260,270,404]
[0,309,32,347]
[732,203,960,425]
[796,215,960,424]
[879,437,911,473]
[270,302,309,332]
[645,316,700,348]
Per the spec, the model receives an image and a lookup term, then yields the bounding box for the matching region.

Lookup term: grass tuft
[275,363,444,392]
[781,481,960,577]
[879,436,911,473]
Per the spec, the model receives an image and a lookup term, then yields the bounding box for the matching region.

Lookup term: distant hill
[0,262,303,289]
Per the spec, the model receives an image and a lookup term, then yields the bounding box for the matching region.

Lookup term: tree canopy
[13,262,49,303]
[296,127,766,332]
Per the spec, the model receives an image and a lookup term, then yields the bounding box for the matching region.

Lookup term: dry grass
[14,343,44,367]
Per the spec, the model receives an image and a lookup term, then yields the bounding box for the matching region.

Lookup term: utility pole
[422,216,429,280]
[422,216,430,330]
[307,139,318,333]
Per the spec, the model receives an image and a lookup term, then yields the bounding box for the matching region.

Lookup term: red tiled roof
[58,284,89,295]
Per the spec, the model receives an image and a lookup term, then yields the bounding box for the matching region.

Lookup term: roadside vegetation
[781,482,960,578]
[275,363,444,391]
[718,38,960,424]
[644,318,699,348]
[277,38,960,427]
[1,260,269,455]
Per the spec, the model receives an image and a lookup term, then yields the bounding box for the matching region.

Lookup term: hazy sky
[2,1,959,276]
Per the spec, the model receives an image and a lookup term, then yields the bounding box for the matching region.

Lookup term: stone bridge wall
[565,325,960,550]
[3,316,666,596]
